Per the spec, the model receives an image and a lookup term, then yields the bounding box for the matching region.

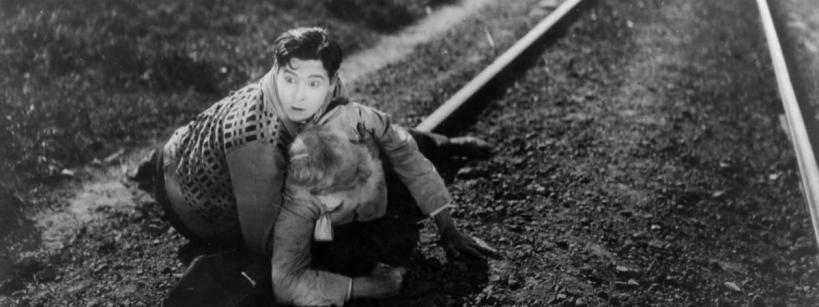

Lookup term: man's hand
[369,263,406,297]
[440,228,500,260]
[433,205,501,260]
[351,262,406,299]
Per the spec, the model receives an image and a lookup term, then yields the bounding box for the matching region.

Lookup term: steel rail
[756,0,819,246]
[414,0,585,132]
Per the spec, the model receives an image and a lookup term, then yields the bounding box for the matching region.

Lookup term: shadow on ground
[159,158,489,307]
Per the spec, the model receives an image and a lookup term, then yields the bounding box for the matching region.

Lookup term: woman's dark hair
[272,27,343,77]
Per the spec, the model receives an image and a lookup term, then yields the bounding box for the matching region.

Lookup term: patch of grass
[326,0,457,32]
[0,0,443,189]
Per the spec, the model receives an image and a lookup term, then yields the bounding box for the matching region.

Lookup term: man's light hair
[287,126,373,195]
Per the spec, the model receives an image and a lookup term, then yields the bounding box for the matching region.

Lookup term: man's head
[272,27,343,122]
[287,126,372,195]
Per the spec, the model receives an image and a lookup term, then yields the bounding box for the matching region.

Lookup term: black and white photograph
[2,0,819,306]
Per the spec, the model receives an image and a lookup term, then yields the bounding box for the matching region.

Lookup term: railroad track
[415,0,585,132]
[413,0,819,303]
[420,0,819,252]
[756,0,819,248]
[6,1,816,305]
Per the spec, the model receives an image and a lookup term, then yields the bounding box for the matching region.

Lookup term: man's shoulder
[322,102,383,126]
[334,102,388,117]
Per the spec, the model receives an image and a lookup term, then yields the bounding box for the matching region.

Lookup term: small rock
[102,148,125,163]
[724,281,741,292]
[456,167,487,179]
[708,259,746,274]
[574,297,587,307]
[118,283,139,297]
[539,0,559,9]
[631,231,647,239]
[529,7,549,18]
[93,263,108,273]
[614,265,639,277]
[68,281,91,294]
[647,239,669,249]
[614,279,640,289]
[508,223,523,231]
[589,244,615,260]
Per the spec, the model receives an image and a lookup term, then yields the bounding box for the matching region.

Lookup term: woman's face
[276,58,334,122]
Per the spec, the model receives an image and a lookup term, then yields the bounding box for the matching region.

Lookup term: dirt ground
[3,0,819,306]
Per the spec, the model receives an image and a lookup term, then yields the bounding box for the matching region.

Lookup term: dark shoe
[442,136,493,159]
[162,250,275,307]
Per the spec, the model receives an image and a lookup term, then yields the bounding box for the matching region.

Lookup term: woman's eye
[284,76,295,83]
[309,81,321,88]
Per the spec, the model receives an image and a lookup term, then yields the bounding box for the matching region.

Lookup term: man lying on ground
[272,125,497,306]
[145,27,498,306]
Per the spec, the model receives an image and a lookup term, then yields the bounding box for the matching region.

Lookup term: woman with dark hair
[151,27,496,305]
